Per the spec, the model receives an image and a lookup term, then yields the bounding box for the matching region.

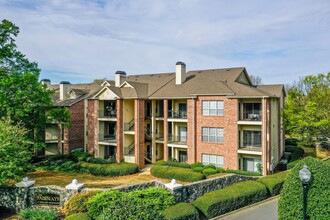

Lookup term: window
[202,154,224,168]
[202,100,224,116]
[243,131,261,147]
[202,127,224,143]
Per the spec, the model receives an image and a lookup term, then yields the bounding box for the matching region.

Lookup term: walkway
[212,196,279,220]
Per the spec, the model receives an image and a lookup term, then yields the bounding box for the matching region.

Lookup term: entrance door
[178,150,187,163]
[243,158,255,172]
[179,126,187,142]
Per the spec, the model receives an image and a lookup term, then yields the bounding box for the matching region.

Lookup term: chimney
[175,61,186,85]
[40,79,51,87]
[59,81,70,100]
[115,71,126,87]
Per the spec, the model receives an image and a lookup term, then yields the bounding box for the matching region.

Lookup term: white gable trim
[101,81,111,87]
[120,81,133,88]
[93,87,118,100]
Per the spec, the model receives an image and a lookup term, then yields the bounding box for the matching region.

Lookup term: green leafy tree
[0,117,32,185]
[48,108,70,154]
[284,73,330,140]
[0,19,53,149]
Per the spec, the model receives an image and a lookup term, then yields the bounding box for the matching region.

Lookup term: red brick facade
[134,99,145,169]
[116,99,124,162]
[194,96,239,170]
[87,99,98,155]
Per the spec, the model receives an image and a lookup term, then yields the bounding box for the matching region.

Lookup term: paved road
[213,197,279,220]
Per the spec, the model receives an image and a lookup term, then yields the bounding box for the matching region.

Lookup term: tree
[249,75,263,85]
[284,73,330,140]
[48,108,70,154]
[92,78,107,84]
[0,19,53,149]
[0,117,32,185]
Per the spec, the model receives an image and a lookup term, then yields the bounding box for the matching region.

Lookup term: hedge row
[226,169,261,176]
[64,213,90,220]
[151,165,205,182]
[162,203,199,220]
[257,171,290,196]
[156,160,191,168]
[64,191,101,215]
[192,180,268,218]
[77,161,138,176]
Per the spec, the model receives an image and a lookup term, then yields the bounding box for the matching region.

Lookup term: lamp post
[299,165,311,220]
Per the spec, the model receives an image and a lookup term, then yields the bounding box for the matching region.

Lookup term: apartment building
[87,62,285,176]
[42,79,101,155]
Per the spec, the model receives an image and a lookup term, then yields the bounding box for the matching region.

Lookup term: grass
[28,169,171,188]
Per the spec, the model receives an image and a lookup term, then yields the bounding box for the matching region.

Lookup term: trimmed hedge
[77,161,138,176]
[64,191,101,215]
[162,203,199,220]
[156,160,191,168]
[87,188,175,220]
[279,157,330,219]
[216,167,225,173]
[285,138,299,146]
[151,165,205,182]
[192,167,204,173]
[191,162,203,169]
[202,168,217,177]
[257,171,290,196]
[193,180,268,218]
[65,212,90,220]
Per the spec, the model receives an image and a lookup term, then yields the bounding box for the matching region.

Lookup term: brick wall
[87,99,98,155]
[187,99,197,163]
[65,100,85,153]
[195,96,239,170]
[116,99,123,162]
[134,99,145,169]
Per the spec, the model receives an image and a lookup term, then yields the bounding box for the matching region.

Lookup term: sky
[1,0,330,85]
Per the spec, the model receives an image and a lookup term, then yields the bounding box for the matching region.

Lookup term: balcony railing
[98,134,116,143]
[239,146,262,152]
[155,111,164,117]
[240,111,262,121]
[99,110,117,118]
[155,133,164,141]
[168,134,187,145]
[168,110,187,119]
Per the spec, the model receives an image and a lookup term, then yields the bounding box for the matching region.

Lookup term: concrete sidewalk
[212,196,279,220]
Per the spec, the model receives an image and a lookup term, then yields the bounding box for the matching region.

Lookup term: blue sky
[1,0,329,85]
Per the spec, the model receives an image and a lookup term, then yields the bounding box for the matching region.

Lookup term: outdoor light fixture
[299,165,311,220]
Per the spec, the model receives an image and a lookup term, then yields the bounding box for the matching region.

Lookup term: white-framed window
[202,154,224,168]
[202,127,224,143]
[202,100,224,116]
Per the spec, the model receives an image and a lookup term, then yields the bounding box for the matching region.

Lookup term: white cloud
[0,0,330,84]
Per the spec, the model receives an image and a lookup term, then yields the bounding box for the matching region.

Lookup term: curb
[210,195,279,220]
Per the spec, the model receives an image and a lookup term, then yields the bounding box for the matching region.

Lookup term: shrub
[156,160,191,168]
[70,152,91,162]
[203,164,216,170]
[286,146,304,169]
[226,169,261,176]
[87,188,175,220]
[285,138,300,146]
[65,213,90,220]
[64,191,101,215]
[202,168,217,177]
[193,180,268,219]
[317,141,330,150]
[18,208,57,220]
[257,171,290,196]
[216,167,225,173]
[162,203,199,220]
[190,162,203,169]
[192,167,204,173]
[278,157,330,219]
[151,165,205,182]
[78,161,138,176]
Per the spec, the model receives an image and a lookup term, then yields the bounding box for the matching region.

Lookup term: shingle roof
[93,67,285,100]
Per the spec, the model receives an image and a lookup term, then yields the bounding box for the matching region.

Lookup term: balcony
[240,111,262,121]
[155,111,164,118]
[168,135,187,145]
[98,134,116,143]
[155,133,164,142]
[99,110,117,118]
[168,110,187,119]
